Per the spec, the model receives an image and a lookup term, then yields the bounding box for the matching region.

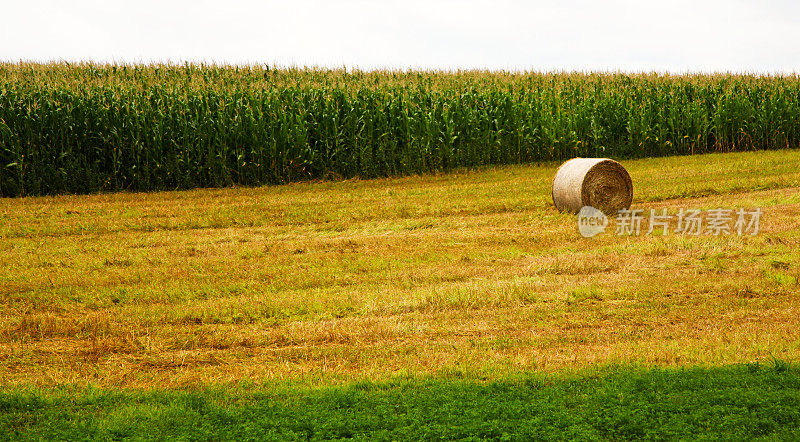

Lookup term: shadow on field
[2,362,799,440]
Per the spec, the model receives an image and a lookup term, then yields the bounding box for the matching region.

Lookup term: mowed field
[2,149,800,438]
[3,148,800,386]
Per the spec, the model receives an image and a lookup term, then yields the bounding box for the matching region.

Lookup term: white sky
[4,0,800,73]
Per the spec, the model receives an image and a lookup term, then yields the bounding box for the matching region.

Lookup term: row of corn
[1,63,799,196]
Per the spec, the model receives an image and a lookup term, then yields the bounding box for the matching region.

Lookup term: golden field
[2,149,799,388]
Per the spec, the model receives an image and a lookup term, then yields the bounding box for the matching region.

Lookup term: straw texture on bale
[552,158,633,215]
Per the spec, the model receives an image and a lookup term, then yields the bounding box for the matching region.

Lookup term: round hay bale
[551,158,633,215]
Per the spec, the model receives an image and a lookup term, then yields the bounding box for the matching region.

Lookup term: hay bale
[552,158,632,215]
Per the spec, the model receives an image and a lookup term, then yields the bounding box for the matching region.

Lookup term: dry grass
[2,149,800,388]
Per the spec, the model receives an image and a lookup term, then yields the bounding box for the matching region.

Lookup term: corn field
[1,62,799,197]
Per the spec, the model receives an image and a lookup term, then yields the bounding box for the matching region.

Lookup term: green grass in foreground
[3,363,799,440]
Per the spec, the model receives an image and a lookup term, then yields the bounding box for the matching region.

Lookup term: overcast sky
[4,0,799,73]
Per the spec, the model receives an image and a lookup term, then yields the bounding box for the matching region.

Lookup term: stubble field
[2,148,800,439]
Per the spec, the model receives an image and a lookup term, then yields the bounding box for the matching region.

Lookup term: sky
[4,0,800,73]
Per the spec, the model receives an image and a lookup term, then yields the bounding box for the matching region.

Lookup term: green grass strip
[3,362,799,440]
